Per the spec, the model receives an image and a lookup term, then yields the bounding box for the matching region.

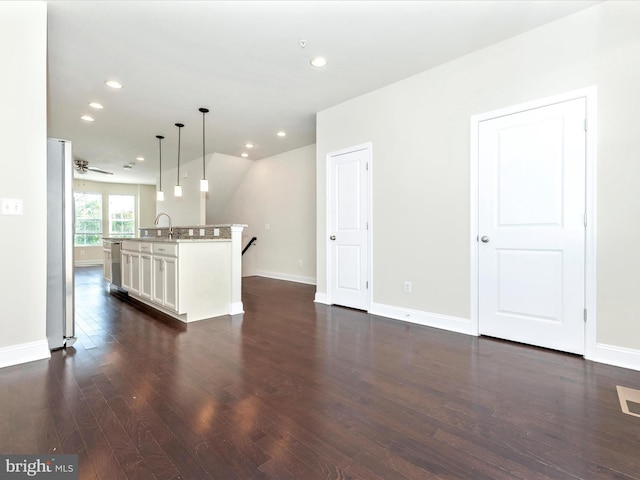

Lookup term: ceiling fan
[74,159,113,175]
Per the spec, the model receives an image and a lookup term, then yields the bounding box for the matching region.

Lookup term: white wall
[316,2,640,353]
[220,145,317,283]
[73,179,156,264]
[0,2,48,361]
[155,153,206,225]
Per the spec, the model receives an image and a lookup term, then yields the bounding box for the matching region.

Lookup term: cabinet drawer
[139,243,152,253]
[153,243,178,257]
[122,241,139,252]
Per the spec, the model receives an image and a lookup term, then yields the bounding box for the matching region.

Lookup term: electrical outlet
[188,229,193,236]
[214,228,220,236]
[265,224,271,230]
[157,230,162,236]
[403,281,412,293]
[298,259,303,267]
[199,228,205,236]
[80,250,85,256]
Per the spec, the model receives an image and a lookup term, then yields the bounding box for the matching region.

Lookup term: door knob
[330,235,336,241]
[481,236,490,243]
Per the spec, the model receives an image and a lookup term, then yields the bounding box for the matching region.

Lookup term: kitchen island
[103,224,245,322]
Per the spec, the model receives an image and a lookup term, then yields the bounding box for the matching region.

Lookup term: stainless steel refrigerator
[47,138,76,350]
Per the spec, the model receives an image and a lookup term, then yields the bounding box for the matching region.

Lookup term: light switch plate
[1,198,23,215]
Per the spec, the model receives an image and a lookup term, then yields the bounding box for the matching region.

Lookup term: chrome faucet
[154,212,174,239]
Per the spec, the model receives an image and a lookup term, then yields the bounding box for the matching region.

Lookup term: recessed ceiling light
[89,102,104,109]
[241,153,249,158]
[276,131,286,137]
[245,143,254,149]
[80,115,95,122]
[136,157,144,161]
[310,57,327,68]
[105,80,123,89]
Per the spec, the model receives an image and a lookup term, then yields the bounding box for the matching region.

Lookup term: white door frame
[325,142,373,310]
[470,86,597,359]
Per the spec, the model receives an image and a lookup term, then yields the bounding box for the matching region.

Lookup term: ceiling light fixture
[199,107,209,193]
[80,115,95,122]
[89,102,104,109]
[136,157,144,161]
[245,143,254,149]
[277,131,286,137]
[241,153,248,158]
[310,57,327,68]
[156,135,164,201]
[174,123,184,197]
[105,80,123,89]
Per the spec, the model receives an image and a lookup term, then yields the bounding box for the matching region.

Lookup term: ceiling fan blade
[87,166,113,175]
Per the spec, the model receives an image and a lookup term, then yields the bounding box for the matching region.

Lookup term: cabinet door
[140,254,152,300]
[130,254,140,294]
[152,256,165,305]
[103,249,112,282]
[121,253,132,290]
[164,257,178,312]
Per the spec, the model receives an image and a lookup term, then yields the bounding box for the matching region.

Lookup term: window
[109,195,135,237]
[74,192,102,246]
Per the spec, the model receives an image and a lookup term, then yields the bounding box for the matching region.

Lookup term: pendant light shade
[156,135,164,201]
[174,123,184,197]
[199,107,209,193]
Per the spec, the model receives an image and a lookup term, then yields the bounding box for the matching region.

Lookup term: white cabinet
[151,243,179,312]
[113,235,239,323]
[121,251,132,290]
[140,253,152,300]
[103,247,112,283]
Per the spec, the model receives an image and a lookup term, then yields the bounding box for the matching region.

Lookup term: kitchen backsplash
[139,225,232,240]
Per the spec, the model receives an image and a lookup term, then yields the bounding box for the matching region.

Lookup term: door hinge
[366,281,369,289]
[584,308,587,322]
[366,221,369,230]
[584,119,588,131]
[366,162,369,171]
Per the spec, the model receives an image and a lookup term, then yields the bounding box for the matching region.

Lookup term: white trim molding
[75,260,103,267]
[591,344,640,372]
[370,303,472,335]
[229,301,244,316]
[470,86,598,355]
[0,340,50,369]
[314,292,329,304]
[254,270,316,286]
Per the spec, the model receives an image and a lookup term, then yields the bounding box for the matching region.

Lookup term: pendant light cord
[199,107,209,180]
[175,123,184,186]
[156,135,164,190]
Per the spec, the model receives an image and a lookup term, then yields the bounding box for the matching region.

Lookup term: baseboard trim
[254,270,316,286]
[229,301,244,315]
[75,260,103,267]
[314,292,329,304]
[370,303,473,335]
[0,339,50,369]
[590,343,640,372]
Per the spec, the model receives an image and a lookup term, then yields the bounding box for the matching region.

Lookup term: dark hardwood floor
[1,266,640,479]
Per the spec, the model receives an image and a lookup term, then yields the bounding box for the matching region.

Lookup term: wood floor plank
[1,267,640,479]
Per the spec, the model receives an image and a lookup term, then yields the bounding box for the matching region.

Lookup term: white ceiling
[47,0,599,185]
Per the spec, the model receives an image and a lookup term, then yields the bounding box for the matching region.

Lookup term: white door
[328,145,370,310]
[478,98,586,354]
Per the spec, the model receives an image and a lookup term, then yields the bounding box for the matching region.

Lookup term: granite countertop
[102,237,230,243]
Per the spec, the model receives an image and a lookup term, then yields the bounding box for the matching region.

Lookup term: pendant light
[174,123,184,197]
[156,135,165,201]
[199,107,209,192]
